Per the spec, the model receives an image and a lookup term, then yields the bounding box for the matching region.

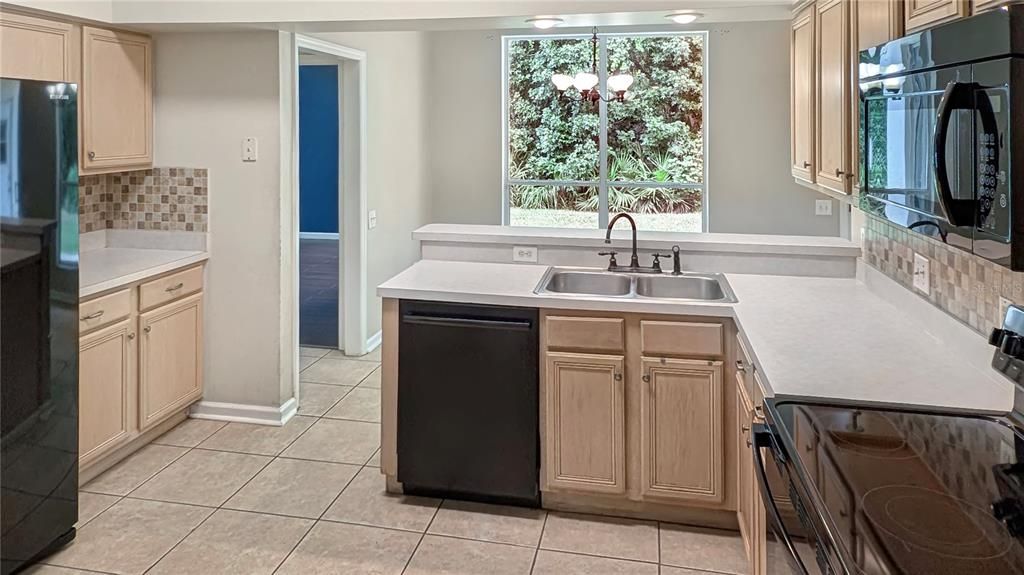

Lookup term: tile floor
[33,349,752,575]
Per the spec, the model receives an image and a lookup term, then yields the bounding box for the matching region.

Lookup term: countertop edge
[80,252,209,299]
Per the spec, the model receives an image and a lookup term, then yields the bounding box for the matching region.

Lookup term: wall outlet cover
[368,210,377,230]
[913,253,930,295]
[815,199,833,216]
[513,246,538,263]
[242,137,258,162]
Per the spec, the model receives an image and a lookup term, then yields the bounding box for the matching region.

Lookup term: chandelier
[550,28,634,103]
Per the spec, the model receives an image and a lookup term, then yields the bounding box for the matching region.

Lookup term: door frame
[289,34,368,384]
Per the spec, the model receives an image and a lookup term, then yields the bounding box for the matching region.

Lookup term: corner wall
[425,21,839,237]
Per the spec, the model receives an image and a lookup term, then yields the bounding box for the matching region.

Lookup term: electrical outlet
[513,246,538,263]
[242,137,258,162]
[815,199,833,216]
[367,210,377,230]
[913,253,930,295]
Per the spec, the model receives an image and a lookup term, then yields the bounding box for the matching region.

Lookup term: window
[502,32,707,231]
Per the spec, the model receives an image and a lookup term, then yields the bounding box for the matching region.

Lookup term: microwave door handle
[752,425,810,575]
[933,81,970,227]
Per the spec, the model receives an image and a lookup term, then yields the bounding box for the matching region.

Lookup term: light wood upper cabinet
[640,358,724,504]
[81,26,152,173]
[0,11,78,83]
[79,318,136,468]
[139,293,203,431]
[791,5,816,183]
[973,0,1007,12]
[905,0,970,32]
[816,0,852,194]
[544,351,626,495]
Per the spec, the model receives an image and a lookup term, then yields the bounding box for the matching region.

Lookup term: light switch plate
[367,210,377,230]
[513,246,538,263]
[242,137,258,162]
[913,253,930,295]
[815,199,833,216]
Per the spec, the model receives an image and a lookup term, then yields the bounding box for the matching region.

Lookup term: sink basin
[544,271,632,297]
[635,275,728,301]
[535,267,737,303]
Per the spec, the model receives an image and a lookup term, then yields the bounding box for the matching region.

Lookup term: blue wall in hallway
[299,65,340,234]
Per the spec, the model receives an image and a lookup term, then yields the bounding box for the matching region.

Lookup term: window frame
[500,30,710,231]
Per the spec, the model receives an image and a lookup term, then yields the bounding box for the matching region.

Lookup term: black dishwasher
[398,300,539,507]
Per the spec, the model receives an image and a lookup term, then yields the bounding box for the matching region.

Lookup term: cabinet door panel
[139,293,202,430]
[905,0,969,32]
[0,11,75,82]
[816,0,851,194]
[640,358,723,504]
[82,26,152,171]
[792,6,815,182]
[80,318,135,467]
[544,352,625,494]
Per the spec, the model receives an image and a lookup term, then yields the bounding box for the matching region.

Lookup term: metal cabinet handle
[741,425,750,433]
[642,374,651,383]
[746,438,752,447]
[165,282,185,292]
[802,161,811,168]
[754,404,765,418]
[144,326,152,334]
[81,310,104,321]
[88,151,95,159]
[835,168,845,177]
[614,373,622,381]
[128,333,136,340]
[735,359,746,373]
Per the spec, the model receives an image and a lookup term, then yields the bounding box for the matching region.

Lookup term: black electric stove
[755,306,1024,575]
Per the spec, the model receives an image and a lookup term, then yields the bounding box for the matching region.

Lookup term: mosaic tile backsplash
[79,167,208,233]
[863,214,1018,337]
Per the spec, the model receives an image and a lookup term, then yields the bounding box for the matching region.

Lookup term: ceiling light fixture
[551,27,634,104]
[527,16,565,29]
[666,11,703,24]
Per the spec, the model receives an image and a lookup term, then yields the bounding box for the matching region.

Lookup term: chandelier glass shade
[550,28,635,103]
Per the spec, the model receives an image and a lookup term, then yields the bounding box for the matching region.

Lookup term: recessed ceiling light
[527,16,565,29]
[666,11,703,24]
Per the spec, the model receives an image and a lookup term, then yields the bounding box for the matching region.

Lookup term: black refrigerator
[0,78,79,573]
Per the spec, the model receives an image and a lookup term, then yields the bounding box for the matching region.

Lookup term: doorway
[298,58,341,348]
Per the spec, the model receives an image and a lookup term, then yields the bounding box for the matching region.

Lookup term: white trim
[365,329,382,352]
[189,398,298,427]
[299,232,340,240]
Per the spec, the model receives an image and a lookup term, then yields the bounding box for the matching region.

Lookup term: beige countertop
[378,259,1014,415]
[80,248,208,299]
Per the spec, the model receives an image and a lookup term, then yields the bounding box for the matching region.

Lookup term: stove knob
[1002,335,1024,357]
[993,498,1016,520]
[992,328,1009,346]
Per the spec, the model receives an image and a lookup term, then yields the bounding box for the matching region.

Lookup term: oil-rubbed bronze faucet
[600,213,664,274]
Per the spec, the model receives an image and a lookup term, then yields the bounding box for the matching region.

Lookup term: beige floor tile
[427,500,545,547]
[659,524,749,574]
[46,498,212,575]
[659,567,717,575]
[300,358,377,386]
[82,444,188,496]
[197,416,315,456]
[152,418,226,448]
[76,492,120,527]
[532,550,659,575]
[325,348,381,363]
[298,383,353,417]
[324,387,380,422]
[299,355,319,371]
[541,512,658,562]
[225,457,360,519]
[130,449,271,507]
[359,366,382,388]
[281,418,379,464]
[22,565,103,574]
[147,509,312,575]
[300,346,331,359]
[366,448,381,467]
[275,521,419,575]
[322,466,439,531]
[404,535,535,575]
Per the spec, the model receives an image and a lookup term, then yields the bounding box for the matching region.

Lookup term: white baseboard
[299,232,339,240]
[366,330,382,352]
[190,397,297,427]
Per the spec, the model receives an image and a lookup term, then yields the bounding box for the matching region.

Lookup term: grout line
[532,546,662,566]
[528,511,549,574]
[139,497,218,574]
[400,497,442,575]
[87,444,192,500]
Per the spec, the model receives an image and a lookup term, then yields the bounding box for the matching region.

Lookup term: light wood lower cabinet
[544,351,626,495]
[736,375,766,575]
[79,318,136,468]
[640,358,724,504]
[139,292,203,431]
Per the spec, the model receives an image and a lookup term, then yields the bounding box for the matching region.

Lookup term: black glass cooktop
[772,401,1024,575]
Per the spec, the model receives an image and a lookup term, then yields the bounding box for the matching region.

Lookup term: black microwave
[859,5,1024,269]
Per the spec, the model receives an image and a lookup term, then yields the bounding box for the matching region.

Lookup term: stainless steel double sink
[534,267,737,303]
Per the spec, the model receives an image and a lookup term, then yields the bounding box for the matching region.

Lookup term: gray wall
[426,21,839,236]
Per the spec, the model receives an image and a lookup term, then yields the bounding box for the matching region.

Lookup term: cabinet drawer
[80,288,131,333]
[139,265,203,311]
[546,316,625,353]
[641,320,722,357]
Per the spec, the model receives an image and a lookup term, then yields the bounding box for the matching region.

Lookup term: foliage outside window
[504,32,707,231]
